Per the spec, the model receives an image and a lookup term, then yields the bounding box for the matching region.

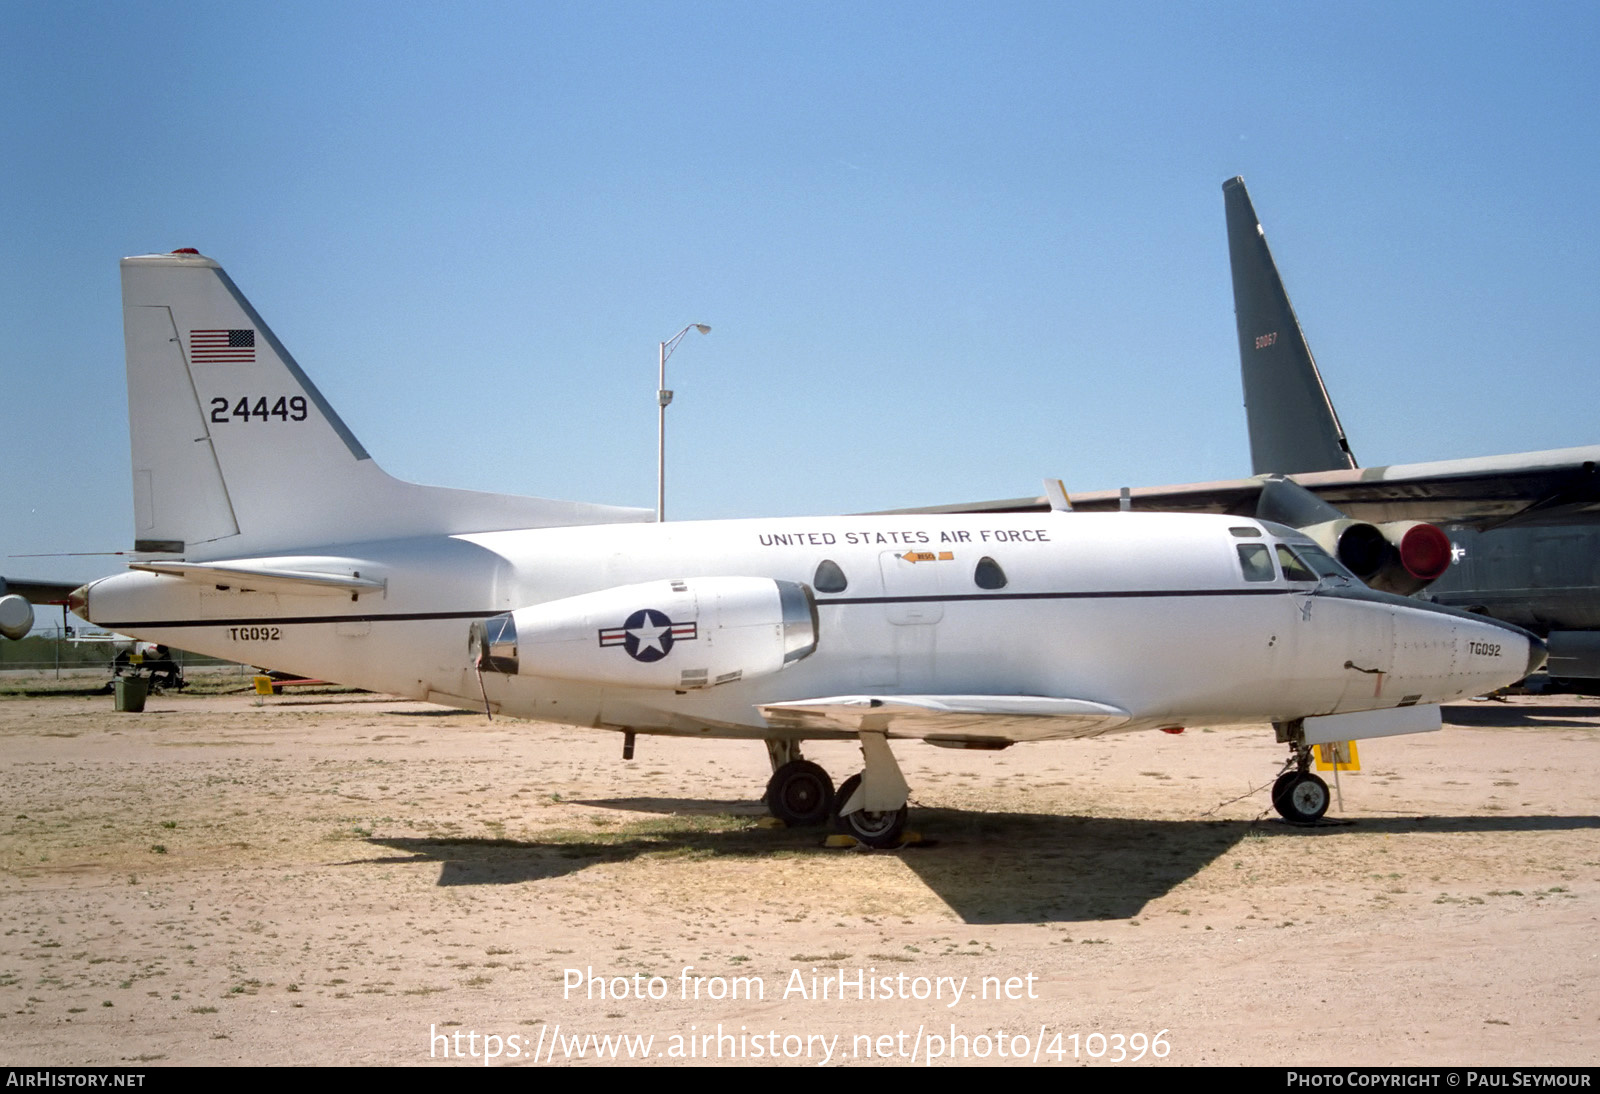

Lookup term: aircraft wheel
[765,760,834,827]
[1271,770,1298,805]
[1272,772,1330,824]
[832,774,908,849]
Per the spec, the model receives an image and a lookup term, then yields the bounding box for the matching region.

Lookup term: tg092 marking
[1468,641,1502,657]
[210,396,308,423]
[228,626,282,641]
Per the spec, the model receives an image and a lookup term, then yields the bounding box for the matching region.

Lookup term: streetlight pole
[656,322,710,522]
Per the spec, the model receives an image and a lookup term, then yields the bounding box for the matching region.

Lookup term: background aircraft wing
[884,177,1599,530]
[0,577,83,640]
[880,445,1600,529]
[0,577,81,604]
[1074,446,1600,527]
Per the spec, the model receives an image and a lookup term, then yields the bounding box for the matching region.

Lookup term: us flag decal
[191,329,256,363]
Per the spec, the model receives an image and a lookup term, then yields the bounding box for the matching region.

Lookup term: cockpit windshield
[1276,541,1354,584]
[1296,542,1354,581]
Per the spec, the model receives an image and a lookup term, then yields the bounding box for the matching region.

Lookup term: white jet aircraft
[72,250,1546,846]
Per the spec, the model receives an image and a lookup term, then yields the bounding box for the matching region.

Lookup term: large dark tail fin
[1223,177,1357,475]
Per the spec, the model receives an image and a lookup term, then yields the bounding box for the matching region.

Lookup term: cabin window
[812,559,849,593]
[1237,543,1275,582]
[1275,544,1317,582]
[974,556,1008,590]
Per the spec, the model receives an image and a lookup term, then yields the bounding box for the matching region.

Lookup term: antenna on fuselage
[1044,478,1073,512]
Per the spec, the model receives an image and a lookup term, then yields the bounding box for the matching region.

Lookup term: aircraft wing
[885,176,1600,531]
[882,444,1600,529]
[759,695,1131,744]
[0,577,82,604]
[0,576,85,640]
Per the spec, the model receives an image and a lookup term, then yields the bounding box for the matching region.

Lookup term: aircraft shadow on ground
[361,806,1600,923]
[1443,704,1600,729]
[574,796,768,817]
[16,687,111,698]
[357,802,1584,923]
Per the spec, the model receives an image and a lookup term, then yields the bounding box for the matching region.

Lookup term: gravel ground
[1,684,1596,1066]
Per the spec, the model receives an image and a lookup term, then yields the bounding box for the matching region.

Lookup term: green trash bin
[113,676,148,713]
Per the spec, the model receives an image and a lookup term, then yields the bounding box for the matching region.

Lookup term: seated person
[144,645,185,691]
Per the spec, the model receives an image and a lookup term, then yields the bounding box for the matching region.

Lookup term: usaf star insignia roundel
[598,609,698,663]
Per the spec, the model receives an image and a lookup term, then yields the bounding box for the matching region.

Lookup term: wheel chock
[823,830,927,850]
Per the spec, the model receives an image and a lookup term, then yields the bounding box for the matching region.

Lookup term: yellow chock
[824,830,925,850]
[755,816,785,829]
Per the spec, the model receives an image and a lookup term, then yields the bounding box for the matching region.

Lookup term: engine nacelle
[0,594,34,641]
[471,577,818,690]
[1300,518,1453,597]
[1381,519,1453,587]
[1301,519,1388,579]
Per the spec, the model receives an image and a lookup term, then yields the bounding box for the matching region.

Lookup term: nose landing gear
[1272,769,1331,823]
[1271,738,1330,824]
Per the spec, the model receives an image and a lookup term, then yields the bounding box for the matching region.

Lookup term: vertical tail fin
[121,251,648,559]
[1223,177,1357,475]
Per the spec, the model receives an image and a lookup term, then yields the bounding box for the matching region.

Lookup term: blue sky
[4,1,1598,589]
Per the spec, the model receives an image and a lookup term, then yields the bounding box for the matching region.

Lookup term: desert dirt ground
[1,674,1597,1067]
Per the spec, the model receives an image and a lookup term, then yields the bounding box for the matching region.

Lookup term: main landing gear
[763,735,911,847]
[1270,732,1330,824]
[831,773,908,848]
[765,760,834,827]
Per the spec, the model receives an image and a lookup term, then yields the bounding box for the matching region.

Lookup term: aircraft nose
[68,582,92,621]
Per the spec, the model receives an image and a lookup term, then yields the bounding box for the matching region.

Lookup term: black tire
[765,760,834,827]
[1272,772,1330,824]
[1271,770,1297,805]
[831,773,908,848]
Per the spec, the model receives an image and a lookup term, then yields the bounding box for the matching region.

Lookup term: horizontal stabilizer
[128,559,386,597]
[760,694,1130,743]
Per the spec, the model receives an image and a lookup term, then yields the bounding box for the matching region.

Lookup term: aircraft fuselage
[78,511,1538,743]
